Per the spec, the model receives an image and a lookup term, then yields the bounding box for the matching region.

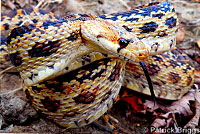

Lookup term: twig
[0,66,15,75]
[0,87,23,96]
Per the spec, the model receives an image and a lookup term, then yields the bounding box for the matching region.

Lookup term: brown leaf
[144,90,195,117]
[5,0,16,10]
[142,100,159,112]
[177,29,185,42]
[184,85,200,128]
[195,57,200,64]
[150,118,166,128]
[150,112,176,129]
[194,70,200,84]
[167,92,194,116]
[197,40,200,48]
[195,70,200,78]
[15,0,29,8]
[191,0,200,3]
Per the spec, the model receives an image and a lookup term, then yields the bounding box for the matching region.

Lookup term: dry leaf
[191,0,200,3]
[195,70,200,78]
[121,95,144,113]
[184,85,200,128]
[177,29,185,42]
[144,90,195,117]
[15,0,29,8]
[150,118,166,128]
[150,112,178,129]
[5,0,16,9]
[195,57,200,64]
[197,40,200,48]
[167,92,194,116]
[140,89,197,129]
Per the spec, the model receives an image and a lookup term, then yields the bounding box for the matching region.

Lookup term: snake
[1,2,194,128]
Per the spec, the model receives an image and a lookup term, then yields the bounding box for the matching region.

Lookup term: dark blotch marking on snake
[28,40,60,57]
[7,24,35,44]
[139,22,158,33]
[175,88,181,97]
[99,2,172,20]
[148,64,161,75]
[158,32,168,37]
[9,51,22,66]
[32,19,38,23]
[165,17,177,28]
[108,60,121,81]
[187,76,193,86]
[124,17,139,22]
[16,21,23,26]
[73,59,110,84]
[62,14,95,21]
[153,80,166,86]
[25,89,34,104]
[3,23,9,30]
[168,72,181,84]
[43,81,66,93]
[36,59,112,96]
[41,96,61,112]
[42,21,63,29]
[101,90,112,105]
[170,40,174,48]
[31,86,43,93]
[122,25,132,32]
[73,90,96,104]
[67,31,79,41]
[152,13,164,19]
[152,55,164,62]
[168,59,180,68]
[182,64,193,74]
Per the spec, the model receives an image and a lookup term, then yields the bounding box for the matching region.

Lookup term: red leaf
[121,95,144,113]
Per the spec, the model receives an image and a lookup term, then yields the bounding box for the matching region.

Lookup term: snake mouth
[138,51,149,61]
[97,37,149,63]
[118,51,149,65]
[138,53,146,60]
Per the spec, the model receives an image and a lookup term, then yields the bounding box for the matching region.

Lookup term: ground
[0,0,200,133]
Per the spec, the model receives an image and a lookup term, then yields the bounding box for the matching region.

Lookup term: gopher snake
[1,2,194,128]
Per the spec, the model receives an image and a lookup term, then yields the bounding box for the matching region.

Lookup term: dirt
[1,0,200,133]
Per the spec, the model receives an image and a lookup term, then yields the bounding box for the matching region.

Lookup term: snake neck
[6,19,119,86]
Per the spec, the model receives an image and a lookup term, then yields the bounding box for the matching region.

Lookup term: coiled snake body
[1,2,194,128]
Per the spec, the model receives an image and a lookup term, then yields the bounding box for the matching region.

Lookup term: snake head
[81,19,151,63]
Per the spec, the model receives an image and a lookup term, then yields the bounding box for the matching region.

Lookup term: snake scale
[1,2,194,128]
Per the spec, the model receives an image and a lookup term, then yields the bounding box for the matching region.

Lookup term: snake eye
[119,38,129,48]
